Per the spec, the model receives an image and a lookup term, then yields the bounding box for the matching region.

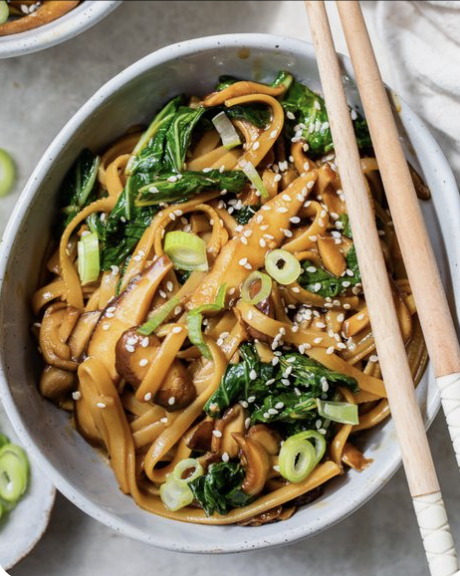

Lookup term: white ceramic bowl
[0,404,55,570]
[0,34,459,554]
[0,0,121,59]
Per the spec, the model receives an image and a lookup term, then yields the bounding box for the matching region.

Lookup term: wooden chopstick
[335,0,460,472]
[304,2,459,575]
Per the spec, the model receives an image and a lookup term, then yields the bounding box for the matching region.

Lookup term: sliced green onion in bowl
[279,430,327,484]
[265,249,301,285]
[241,271,272,305]
[317,400,359,425]
[0,444,29,503]
[0,1,9,25]
[77,231,100,285]
[212,111,242,150]
[164,231,208,272]
[242,160,269,199]
[0,149,16,198]
[138,295,181,336]
[187,283,227,360]
[173,458,204,484]
[160,476,194,512]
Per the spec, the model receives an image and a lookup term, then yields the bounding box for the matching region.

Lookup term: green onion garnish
[0,1,9,25]
[317,400,359,425]
[241,271,272,305]
[164,231,208,272]
[138,295,181,336]
[278,430,326,484]
[173,458,204,484]
[0,443,29,504]
[265,249,301,285]
[0,434,9,449]
[0,149,16,198]
[242,160,269,199]
[212,111,242,150]
[160,476,194,512]
[187,284,227,360]
[77,232,100,285]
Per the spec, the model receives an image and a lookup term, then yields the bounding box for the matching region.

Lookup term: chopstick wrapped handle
[437,373,460,468]
[413,492,459,576]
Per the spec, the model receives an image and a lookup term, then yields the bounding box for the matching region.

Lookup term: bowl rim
[0,32,458,553]
[0,0,122,59]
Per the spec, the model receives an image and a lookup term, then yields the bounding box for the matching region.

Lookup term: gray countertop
[1,2,459,575]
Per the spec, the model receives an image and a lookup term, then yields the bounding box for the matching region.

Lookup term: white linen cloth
[376,0,460,181]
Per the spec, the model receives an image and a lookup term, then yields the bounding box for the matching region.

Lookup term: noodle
[33,71,429,526]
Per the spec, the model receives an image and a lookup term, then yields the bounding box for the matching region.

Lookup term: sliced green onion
[317,400,359,425]
[265,249,301,285]
[0,444,29,503]
[212,112,242,150]
[279,430,326,484]
[187,283,227,360]
[160,476,194,511]
[164,231,208,272]
[77,232,100,285]
[0,149,16,198]
[173,458,204,484]
[138,295,181,336]
[242,161,269,199]
[0,1,9,25]
[241,271,272,305]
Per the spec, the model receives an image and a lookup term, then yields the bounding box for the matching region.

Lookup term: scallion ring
[164,231,208,272]
[173,458,204,484]
[0,444,29,503]
[77,231,100,285]
[160,476,194,512]
[265,249,301,285]
[0,149,16,198]
[0,1,9,25]
[212,112,242,150]
[278,430,326,484]
[241,271,272,305]
[187,283,227,360]
[317,400,359,425]
[242,161,269,199]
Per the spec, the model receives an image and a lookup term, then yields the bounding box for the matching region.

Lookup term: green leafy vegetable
[59,149,100,231]
[189,461,253,516]
[338,213,353,238]
[204,344,358,428]
[298,245,361,298]
[281,79,372,157]
[136,170,247,206]
[233,204,258,225]
[226,105,271,130]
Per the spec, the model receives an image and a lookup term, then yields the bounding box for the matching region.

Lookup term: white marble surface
[1,2,459,575]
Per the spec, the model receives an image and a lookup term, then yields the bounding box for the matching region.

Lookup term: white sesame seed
[102,323,110,331]
[72,391,81,401]
[247,395,256,403]
[160,417,168,424]
[222,452,230,462]
[96,402,106,409]
[141,337,149,348]
[139,359,148,367]
[326,346,335,355]
[168,397,176,406]
[144,392,152,401]
[125,345,135,353]
[245,417,251,429]
[369,355,379,362]
[314,337,323,344]
[172,326,183,334]
[249,369,257,380]
[213,430,223,438]
[239,257,248,266]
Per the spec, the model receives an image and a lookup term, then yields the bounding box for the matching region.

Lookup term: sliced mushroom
[87,255,172,380]
[211,405,247,458]
[341,442,373,471]
[155,360,196,412]
[115,328,160,387]
[233,432,270,497]
[238,505,296,527]
[68,310,102,361]
[247,424,281,456]
[39,303,78,372]
[39,365,76,404]
[185,419,215,452]
[317,235,347,277]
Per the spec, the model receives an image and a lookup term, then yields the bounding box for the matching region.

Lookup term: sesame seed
[172,326,183,334]
[212,430,223,438]
[72,391,81,401]
[245,417,251,429]
[239,400,249,408]
[96,402,106,409]
[369,355,379,362]
[314,337,323,344]
[326,346,335,355]
[239,257,248,266]
[222,452,230,462]
[265,379,275,386]
[160,417,168,424]
[141,337,149,348]
[278,207,288,214]
[337,313,345,322]
[125,345,135,353]
[166,281,174,292]
[139,359,148,367]
[316,322,326,329]
[168,397,176,406]
[281,379,291,386]
[272,357,279,366]
[309,235,318,242]
[144,393,152,401]
[241,236,248,245]
[102,323,110,331]
[159,290,167,298]
[259,238,266,248]
[275,402,284,410]
[247,395,256,403]
[127,337,138,346]
[249,369,257,380]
